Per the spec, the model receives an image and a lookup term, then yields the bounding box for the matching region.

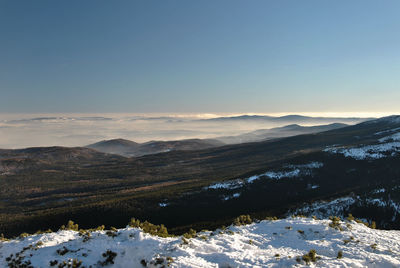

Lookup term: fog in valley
[0,113,371,149]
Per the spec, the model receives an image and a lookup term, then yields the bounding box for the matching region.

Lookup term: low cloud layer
[0,113,371,149]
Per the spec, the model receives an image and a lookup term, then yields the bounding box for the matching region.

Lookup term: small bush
[329,216,343,230]
[301,249,320,264]
[79,230,91,242]
[183,228,197,239]
[57,246,70,256]
[292,214,307,218]
[95,225,105,231]
[346,214,354,221]
[57,258,82,268]
[0,233,9,241]
[355,218,369,227]
[233,215,252,226]
[100,250,117,266]
[337,251,343,259]
[199,235,207,241]
[106,230,117,238]
[19,232,30,239]
[371,243,378,250]
[129,218,169,237]
[166,256,174,265]
[35,241,44,248]
[60,220,79,231]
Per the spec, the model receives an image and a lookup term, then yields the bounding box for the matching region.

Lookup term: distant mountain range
[86,138,225,157]
[202,114,372,125]
[216,123,348,144]
[86,122,349,156]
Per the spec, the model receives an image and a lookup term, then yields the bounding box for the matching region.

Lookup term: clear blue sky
[1,0,399,114]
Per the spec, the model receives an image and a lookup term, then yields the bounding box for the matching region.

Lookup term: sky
[1,0,400,114]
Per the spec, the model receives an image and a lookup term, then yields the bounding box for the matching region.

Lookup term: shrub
[100,250,117,266]
[35,241,44,248]
[183,228,197,239]
[106,230,117,238]
[329,216,343,230]
[346,214,354,221]
[337,250,343,259]
[0,233,9,241]
[58,258,82,268]
[57,246,70,256]
[292,214,307,218]
[166,256,174,265]
[233,215,252,226]
[301,249,320,264]
[60,220,79,231]
[129,218,169,237]
[19,232,30,239]
[95,225,105,231]
[355,218,369,227]
[34,229,52,235]
[370,221,376,229]
[79,230,91,242]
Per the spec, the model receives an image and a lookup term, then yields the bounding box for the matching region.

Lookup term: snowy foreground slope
[1,218,400,267]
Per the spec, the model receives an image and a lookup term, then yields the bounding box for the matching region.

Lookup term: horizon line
[0,111,399,119]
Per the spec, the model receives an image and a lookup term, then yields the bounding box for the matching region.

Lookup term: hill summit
[1,217,399,267]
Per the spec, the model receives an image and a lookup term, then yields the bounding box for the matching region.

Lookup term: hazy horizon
[0,112,387,149]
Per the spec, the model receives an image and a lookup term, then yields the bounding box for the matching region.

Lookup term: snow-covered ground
[205,162,323,191]
[289,197,357,220]
[325,139,400,160]
[289,191,400,223]
[1,218,400,267]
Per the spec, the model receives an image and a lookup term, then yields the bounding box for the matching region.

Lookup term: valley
[1,116,400,238]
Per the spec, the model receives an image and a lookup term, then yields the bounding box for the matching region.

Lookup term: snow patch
[289,197,357,219]
[325,142,400,160]
[379,132,400,142]
[205,162,323,190]
[205,180,244,190]
[223,192,241,201]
